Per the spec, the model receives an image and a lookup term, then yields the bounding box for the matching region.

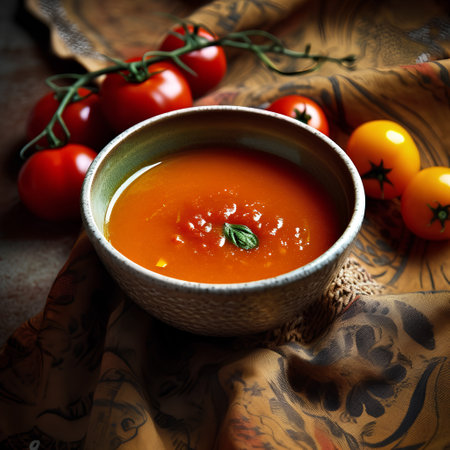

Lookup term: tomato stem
[361,159,394,199]
[294,107,312,124]
[428,202,450,232]
[20,17,356,160]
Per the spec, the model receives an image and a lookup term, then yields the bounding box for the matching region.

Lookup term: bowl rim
[81,105,365,293]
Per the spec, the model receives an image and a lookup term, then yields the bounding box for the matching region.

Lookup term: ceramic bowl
[81,105,365,336]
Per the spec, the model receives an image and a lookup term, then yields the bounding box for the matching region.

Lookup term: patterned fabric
[2,0,450,448]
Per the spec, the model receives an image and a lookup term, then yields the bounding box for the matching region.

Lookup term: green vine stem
[20,19,356,160]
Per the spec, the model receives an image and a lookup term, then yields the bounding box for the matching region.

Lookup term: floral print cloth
[1,0,449,448]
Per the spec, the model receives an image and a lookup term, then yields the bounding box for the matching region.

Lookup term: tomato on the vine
[266,95,330,136]
[159,25,227,98]
[17,144,96,221]
[26,87,112,151]
[401,166,450,240]
[99,59,193,134]
[346,120,420,199]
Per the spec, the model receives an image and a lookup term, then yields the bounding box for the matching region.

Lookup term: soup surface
[105,147,341,283]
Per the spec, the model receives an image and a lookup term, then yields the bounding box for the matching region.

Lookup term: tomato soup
[105,147,341,283]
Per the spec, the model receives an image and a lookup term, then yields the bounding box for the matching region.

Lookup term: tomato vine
[20,19,356,160]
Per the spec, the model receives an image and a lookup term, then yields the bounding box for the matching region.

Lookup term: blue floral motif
[345,364,406,418]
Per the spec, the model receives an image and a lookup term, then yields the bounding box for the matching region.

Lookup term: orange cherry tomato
[346,120,420,199]
[401,166,450,240]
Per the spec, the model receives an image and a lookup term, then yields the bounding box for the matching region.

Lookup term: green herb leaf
[223,223,259,250]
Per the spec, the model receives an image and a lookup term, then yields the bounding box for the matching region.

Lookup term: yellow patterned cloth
[1,0,450,448]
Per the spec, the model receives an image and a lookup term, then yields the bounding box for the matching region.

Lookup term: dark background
[0,0,82,344]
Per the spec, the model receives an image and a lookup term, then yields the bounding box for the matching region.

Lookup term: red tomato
[346,120,421,199]
[99,59,193,133]
[401,166,450,240]
[17,144,96,221]
[159,25,227,98]
[26,88,112,151]
[266,95,330,136]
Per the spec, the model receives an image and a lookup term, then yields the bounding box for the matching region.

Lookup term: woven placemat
[240,258,384,348]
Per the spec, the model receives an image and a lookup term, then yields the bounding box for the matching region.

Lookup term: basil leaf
[223,223,259,250]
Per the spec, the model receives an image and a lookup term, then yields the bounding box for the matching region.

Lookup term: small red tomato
[401,166,450,240]
[100,59,193,133]
[346,120,421,199]
[159,25,227,98]
[266,95,330,136]
[26,88,112,151]
[17,144,96,221]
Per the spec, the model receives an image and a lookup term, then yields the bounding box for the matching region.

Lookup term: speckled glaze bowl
[81,106,365,336]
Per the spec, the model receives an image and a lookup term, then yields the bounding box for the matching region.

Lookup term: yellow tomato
[346,120,421,199]
[401,166,450,240]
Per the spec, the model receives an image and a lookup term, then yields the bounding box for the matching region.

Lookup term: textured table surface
[0,0,80,345]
